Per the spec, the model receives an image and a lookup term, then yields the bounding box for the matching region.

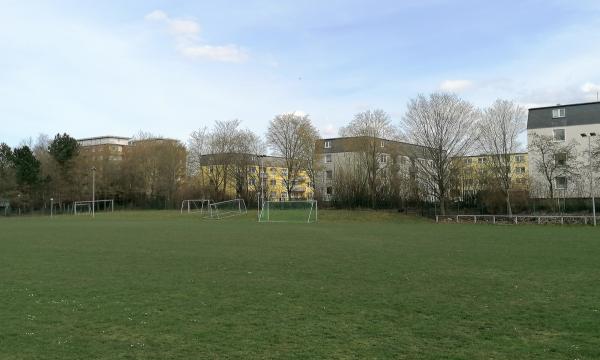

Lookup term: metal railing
[436,214,599,226]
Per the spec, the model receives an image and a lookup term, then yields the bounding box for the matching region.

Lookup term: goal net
[73,199,114,215]
[205,199,247,219]
[258,200,317,223]
[181,199,211,214]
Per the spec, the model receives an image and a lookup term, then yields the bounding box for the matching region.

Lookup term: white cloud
[439,79,473,92]
[145,9,246,63]
[582,82,600,93]
[178,44,248,63]
[144,10,168,22]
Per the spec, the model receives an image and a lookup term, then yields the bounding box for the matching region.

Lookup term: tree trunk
[439,196,446,216]
[506,190,512,217]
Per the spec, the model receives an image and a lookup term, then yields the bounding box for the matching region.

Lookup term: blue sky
[2,0,600,147]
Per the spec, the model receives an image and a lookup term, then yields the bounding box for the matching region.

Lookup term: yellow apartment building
[454,152,529,198]
[196,154,313,201]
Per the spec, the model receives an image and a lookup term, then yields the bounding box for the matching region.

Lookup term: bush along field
[1,210,599,359]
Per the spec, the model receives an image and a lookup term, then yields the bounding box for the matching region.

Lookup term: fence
[436,214,599,225]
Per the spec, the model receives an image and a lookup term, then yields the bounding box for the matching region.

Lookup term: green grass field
[1,211,599,359]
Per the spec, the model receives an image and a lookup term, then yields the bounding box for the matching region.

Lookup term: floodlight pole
[91,166,96,218]
[581,133,597,226]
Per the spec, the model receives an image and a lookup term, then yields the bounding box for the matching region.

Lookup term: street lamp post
[50,198,54,218]
[91,166,96,218]
[580,133,597,226]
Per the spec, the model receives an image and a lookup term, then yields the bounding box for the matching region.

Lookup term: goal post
[73,199,114,215]
[205,199,247,220]
[181,199,212,214]
[258,200,318,223]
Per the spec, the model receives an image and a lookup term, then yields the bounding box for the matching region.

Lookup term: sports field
[1,211,599,359]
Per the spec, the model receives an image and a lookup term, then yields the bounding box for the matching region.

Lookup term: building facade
[315,136,432,202]
[77,136,131,162]
[527,101,600,198]
[453,152,529,199]
[196,153,313,201]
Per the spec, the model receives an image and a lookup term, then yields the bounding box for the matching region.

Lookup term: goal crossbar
[204,199,247,220]
[181,199,212,214]
[73,199,114,215]
[258,200,318,223]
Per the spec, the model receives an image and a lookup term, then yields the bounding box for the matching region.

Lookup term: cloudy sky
[2,0,600,146]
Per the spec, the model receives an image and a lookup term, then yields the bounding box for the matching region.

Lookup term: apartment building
[453,152,529,199]
[196,153,313,201]
[77,135,131,162]
[527,101,600,198]
[315,136,431,201]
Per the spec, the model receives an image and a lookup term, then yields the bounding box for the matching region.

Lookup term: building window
[249,179,256,186]
[326,186,333,195]
[270,192,276,199]
[554,153,567,166]
[552,108,566,118]
[555,176,567,189]
[380,140,385,148]
[466,158,473,164]
[326,170,333,180]
[515,167,526,174]
[324,140,331,149]
[553,129,565,141]
[325,154,332,163]
[379,154,387,163]
[249,167,257,173]
[478,157,487,164]
[515,155,525,163]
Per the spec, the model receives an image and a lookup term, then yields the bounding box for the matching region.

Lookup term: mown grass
[1,210,599,359]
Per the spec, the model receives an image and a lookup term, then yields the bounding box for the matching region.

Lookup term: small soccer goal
[258,200,318,223]
[181,199,212,214]
[73,199,114,215]
[204,199,247,220]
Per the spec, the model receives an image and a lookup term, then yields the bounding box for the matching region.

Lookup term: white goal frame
[258,200,318,223]
[205,199,247,220]
[181,199,212,214]
[73,199,114,215]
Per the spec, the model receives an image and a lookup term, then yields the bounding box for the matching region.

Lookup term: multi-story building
[315,136,432,201]
[527,101,600,198]
[196,153,313,201]
[453,152,529,199]
[77,135,131,162]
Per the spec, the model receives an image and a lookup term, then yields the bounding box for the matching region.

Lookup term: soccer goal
[258,200,318,223]
[181,199,212,214]
[204,199,247,219]
[73,199,114,215]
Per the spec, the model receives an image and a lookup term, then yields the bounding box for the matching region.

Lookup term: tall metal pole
[92,167,96,218]
[582,133,597,227]
[588,136,596,226]
[50,198,54,218]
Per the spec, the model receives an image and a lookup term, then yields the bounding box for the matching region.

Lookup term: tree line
[2,92,600,215]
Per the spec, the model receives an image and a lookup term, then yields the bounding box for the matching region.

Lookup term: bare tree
[338,109,398,208]
[187,127,208,179]
[401,93,478,215]
[477,99,526,216]
[528,133,580,202]
[267,113,319,198]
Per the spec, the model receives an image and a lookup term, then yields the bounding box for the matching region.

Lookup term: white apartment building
[527,102,600,198]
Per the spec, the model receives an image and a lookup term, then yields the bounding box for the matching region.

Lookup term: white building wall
[528,124,600,198]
